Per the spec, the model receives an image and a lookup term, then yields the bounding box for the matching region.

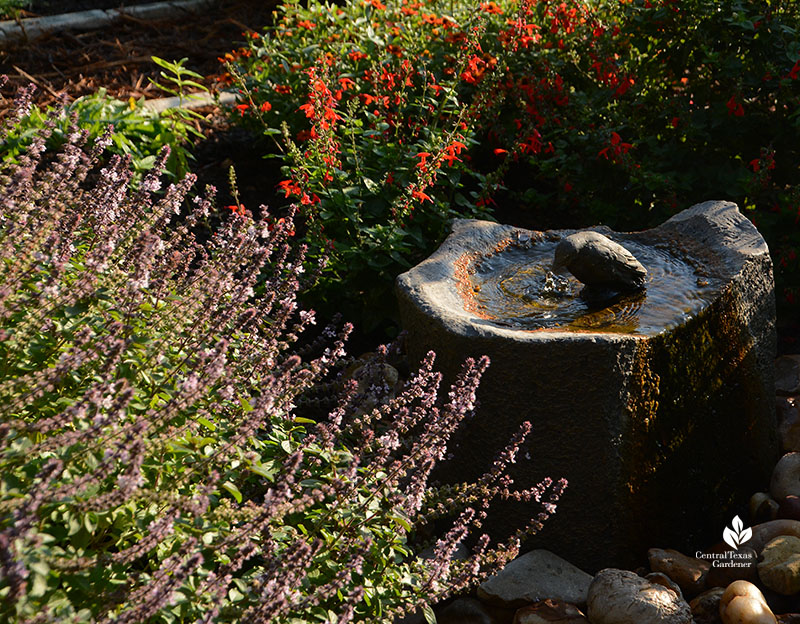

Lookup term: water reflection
[469,237,719,335]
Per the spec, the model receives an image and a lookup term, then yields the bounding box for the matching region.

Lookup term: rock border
[0,0,218,46]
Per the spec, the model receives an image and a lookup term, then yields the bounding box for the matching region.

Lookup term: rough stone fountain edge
[395,200,779,571]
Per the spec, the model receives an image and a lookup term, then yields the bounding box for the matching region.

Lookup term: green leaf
[222,481,243,504]
[197,416,217,431]
[422,603,437,624]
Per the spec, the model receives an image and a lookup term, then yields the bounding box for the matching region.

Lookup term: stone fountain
[396,201,778,571]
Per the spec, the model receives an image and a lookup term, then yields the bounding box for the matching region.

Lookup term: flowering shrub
[0,91,565,622]
[229,0,800,324]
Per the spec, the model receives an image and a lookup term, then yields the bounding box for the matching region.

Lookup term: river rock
[752,493,780,524]
[777,496,800,521]
[586,568,692,624]
[776,355,800,396]
[777,398,800,453]
[719,580,776,624]
[647,572,685,597]
[649,547,710,596]
[396,200,778,569]
[513,599,588,623]
[477,550,592,608]
[771,454,800,501]
[757,536,800,595]
[690,587,725,624]
[745,520,800,553]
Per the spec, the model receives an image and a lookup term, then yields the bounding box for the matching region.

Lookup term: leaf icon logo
[723,515,753,550]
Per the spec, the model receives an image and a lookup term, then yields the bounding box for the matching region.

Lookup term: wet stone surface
[469,235,721,335]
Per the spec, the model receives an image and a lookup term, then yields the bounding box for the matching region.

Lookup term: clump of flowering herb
[0,88,564,623]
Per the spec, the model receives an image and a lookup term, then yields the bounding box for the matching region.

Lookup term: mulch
[1,0,281,213]
[0,0,276,111]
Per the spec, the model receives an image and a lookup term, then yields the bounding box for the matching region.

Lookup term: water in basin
[468,234,721,335]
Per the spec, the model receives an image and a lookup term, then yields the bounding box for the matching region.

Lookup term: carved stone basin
[396,201,778,570]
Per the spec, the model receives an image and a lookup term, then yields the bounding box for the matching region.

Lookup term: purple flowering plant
[0,85,564,623]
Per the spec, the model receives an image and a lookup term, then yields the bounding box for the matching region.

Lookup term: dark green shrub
[229,0,800,326]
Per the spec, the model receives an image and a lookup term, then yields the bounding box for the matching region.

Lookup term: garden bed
[12,0,158,16]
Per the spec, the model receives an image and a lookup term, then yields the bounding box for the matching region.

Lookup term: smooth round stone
[719,580,776,624]
[477,550,593,608]
[690,587,725,624]
[552,231,647,292]
[649,547,710,597]
[771,453,800,501]
[777,496,800,522]
[744,520,800,554]
[587,568,692,624]
[751,493,780,524]
[757,536,800,595]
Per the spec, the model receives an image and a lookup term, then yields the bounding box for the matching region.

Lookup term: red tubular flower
[726,96,744,117]
[415,152,432,169]
[412,189,432,203]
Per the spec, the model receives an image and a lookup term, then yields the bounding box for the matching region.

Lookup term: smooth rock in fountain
[757,536,800,596]
[396,200,778,569]
[648,547,710,597]
[477,550,592,608]
[513,599,588,623]
[776,355,800,396]
[719,581,776,624]
[586,568,692,624]
[552,231,647,294]
[771,454,800,500]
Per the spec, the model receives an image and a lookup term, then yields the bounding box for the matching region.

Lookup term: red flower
[726,96,744,117]
[235,103,249,116]
[415,152,432,169]
[226,204,246,216]
[412,189,432,202]
[260,101,272,112]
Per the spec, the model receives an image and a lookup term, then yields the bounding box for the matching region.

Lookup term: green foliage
[228,0,500,330]
[0,0,29,18]
[149,55,210,177]
[2,86,196,180]
[0,110,561,622]
[229,0,800,327]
